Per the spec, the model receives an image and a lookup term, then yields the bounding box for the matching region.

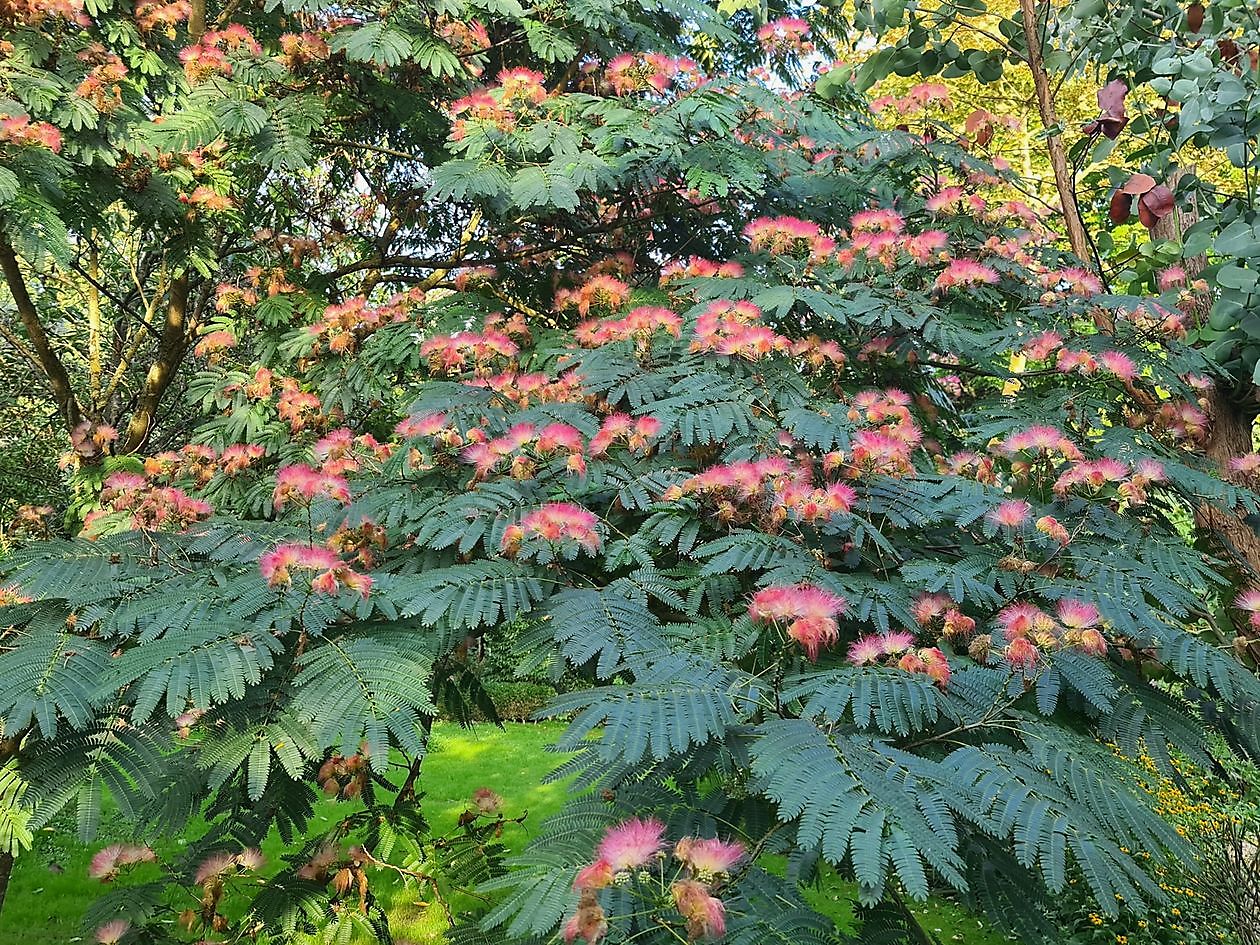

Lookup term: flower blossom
[672,879,727,939]
[988,499,1031,529]
[748,584,846,660]
[89,844,156,881]
[501,502,603,557]
[273,463,351,508]
[933,258,1000,292]
[259,543,372,598]
[743,215,833,260]
[597,817,666,872]
[1235,588,1260,630]
[847,629,916,666]
[589,414,663,456]
[690,300,789,359]
[674,836,745,878]
[95,921,130,945]
[757,16,812,57]
[555,275,632,315]
[576,305,682,348]
[420,329,518,374]
[659,257,744,284]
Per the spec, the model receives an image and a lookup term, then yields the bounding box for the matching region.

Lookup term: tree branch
[121,274,190,453]
[1017,0,1094,267]
[0,235,82,429]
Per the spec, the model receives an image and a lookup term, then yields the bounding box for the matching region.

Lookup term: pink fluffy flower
[748,585,846,660]
[988,499,1031,529]
[596,817,666,872]
[1005,636,1040,671]
[273,463,351,508]
[933,258,1000,291]
[95,920,130,945]
[503,502,603,556]
[1098,350,1137,380]
[89,844,156,881]
[847,634,885,666]
[1056,599,1100,629]
[674,836,745,878]
[672,879,727,939]
[1236,587,1260,629]
[574,859,614,890]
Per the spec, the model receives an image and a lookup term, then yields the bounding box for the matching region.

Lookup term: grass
[0,721,1012,944]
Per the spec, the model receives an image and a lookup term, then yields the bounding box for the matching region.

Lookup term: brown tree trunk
[1155,171,1260,663]
[1018,0,1093,267]
[0,236,82,430]
[121,275,190,454]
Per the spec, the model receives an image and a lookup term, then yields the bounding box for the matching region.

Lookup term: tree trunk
[1018,0,1093,266]
[1155,171,1260,663]
[0,236,82,430]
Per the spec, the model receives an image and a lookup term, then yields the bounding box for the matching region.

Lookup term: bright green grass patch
[0,722,1012,945]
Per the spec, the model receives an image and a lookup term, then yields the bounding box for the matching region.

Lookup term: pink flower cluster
[468,369,586,407]
[179,24,261,83]
[0,114,62,152]
[690,300,789,359]
[193,329,236,359]
[605,52,701,95]
[566,819,743,943]
[576,305,682,347]
[1052,457,1165,505]
[308,289,423,355]
[910,593,976,640]
[277,378,325,433]
[997,599,1107,669]
[998,425,1083,466]
[89,843,157,881]
[840,390,922,478]
[668,455,853,528]
[193,847,265,886]
[143,441,265,484]
[936,450,997,484]
[589,413,663,455]
[870,81,951,116]
[757,16,812,57]
[1150,400,1208,443]
[314,427,391,475]
[463,421,587,479]
[659,256,745,284]
[501,502,603,557]
[555,275,632,315]
[1040,267,1103,297]
[933,258,1000,292]
[848,631,950,687]
[421,329,519,375]
[744,215,835,260]
[273,463,351,508]
[450,68,548,140]
[988,499,1031,529]
[84,471,212,535]
[748,584,847,660]
[1235,588,1260,630]
[259,543,372,597]
[1228,453,1260,477]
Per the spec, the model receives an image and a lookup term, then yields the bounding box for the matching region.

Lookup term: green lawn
[0,721,1012,944]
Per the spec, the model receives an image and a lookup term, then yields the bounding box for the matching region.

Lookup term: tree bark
[188,0,206,42]
[1018,0,1094,266]
[1154,171,1260,663]
[121,275,190,454]
[0,236,82,430]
